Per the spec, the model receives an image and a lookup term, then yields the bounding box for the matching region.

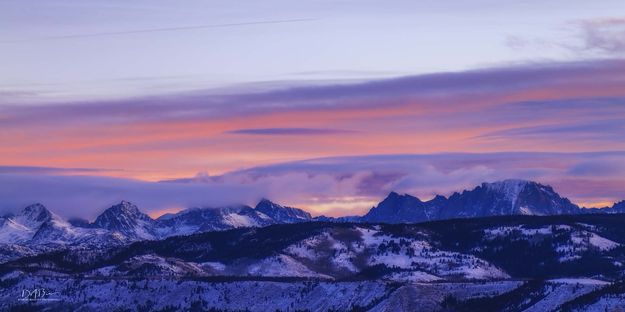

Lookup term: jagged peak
[117,200,138,209]
[19,203,53,222]
[94,201,153,226]
[256,198,278,207]
[612,200,625,209]
[104,201,142,215]
[382,191,421,202]
[423,194,447,205]
[21,202,48,213]
[431,194,447,201]
[383,191,401,200]
[255,199,311,221]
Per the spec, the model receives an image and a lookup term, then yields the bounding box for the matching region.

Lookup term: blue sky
[1,0,623,100]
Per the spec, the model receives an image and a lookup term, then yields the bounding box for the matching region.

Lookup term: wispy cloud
[2,59,624,126]
[478,118,625,141]
[225,128,356,136]
[504,16,625,57]
[579,18,625,55]
[0,18,317,43]
[0,166,116,175]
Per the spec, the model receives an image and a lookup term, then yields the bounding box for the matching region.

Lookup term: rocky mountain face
[441,179,580,218]
[363,179,584,223]
[362,192,442,223]
[93,201,158,240]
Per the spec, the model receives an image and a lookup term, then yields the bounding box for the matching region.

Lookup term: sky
[1,0,625,218]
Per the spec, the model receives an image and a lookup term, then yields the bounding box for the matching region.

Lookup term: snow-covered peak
[95,201,145,219]
[0,203,63,244]
[255,199,312,223]
[18,203,53,224]
[109,200,141,215]
[6,203,65,232]
[93,201,156,239]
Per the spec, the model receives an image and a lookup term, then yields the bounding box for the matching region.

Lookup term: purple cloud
[579,18,625,55]
[0,166,114,175]
[173,151,625,212]
[225,128,355,135]
[1,59,624,128]
[2,151,625,218]
[479,118,625,141]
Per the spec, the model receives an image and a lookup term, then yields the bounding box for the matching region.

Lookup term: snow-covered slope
[2,214,625,311]
[0,203,54,243]
[442,179,580,218]
[0,203,130,262]
[2,275,616,312]
[155,205,275,236]
[482,224,620,263]
[254,199,312,223]
[0,199,319,263]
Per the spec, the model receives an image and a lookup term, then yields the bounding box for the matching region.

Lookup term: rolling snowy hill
[3,214,625,311]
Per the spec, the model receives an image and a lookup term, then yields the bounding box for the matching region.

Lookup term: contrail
[0,18,317,43]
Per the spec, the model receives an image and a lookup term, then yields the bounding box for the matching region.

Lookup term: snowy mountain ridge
[0,199,313,262]
[2,179,624,263]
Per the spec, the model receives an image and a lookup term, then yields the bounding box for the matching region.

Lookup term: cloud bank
[3,152,625,219]
[1,58,624,181]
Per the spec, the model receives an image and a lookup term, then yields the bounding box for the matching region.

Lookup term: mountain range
[2,179,624,261]
[0,199,313,262]
[360,179,585,223]
[3,179,625,311]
